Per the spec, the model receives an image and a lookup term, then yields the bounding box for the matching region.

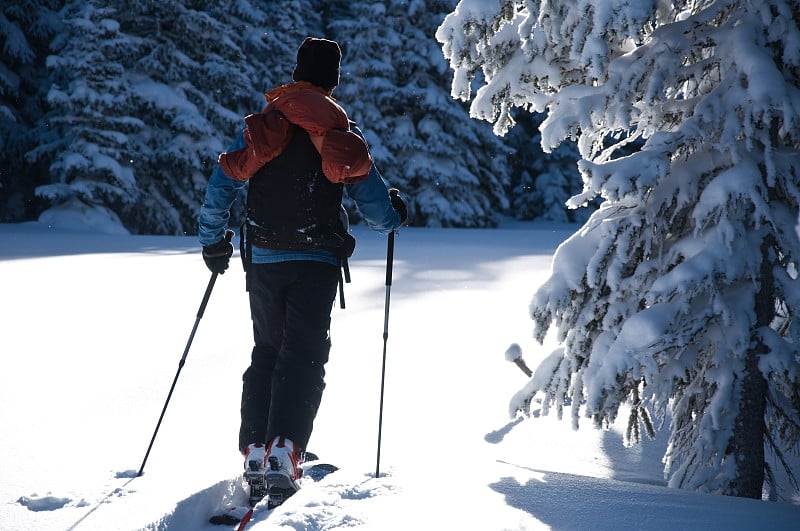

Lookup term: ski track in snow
[139,470,397,530]
[146,477,244,530]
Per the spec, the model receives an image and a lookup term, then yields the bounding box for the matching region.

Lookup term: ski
[209,455,338,528]
[208,505,252,526]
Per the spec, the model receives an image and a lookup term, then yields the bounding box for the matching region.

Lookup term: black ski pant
[239,260,338,453]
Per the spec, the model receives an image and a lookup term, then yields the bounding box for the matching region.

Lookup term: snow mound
[37,197,130,235]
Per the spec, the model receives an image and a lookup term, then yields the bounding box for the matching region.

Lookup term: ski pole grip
[224,229,234,243]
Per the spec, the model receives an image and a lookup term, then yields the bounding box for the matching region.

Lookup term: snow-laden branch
[440,0,800,497]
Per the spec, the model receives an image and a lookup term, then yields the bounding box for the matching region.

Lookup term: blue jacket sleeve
[197,131,248,246]
[346,126,402,233]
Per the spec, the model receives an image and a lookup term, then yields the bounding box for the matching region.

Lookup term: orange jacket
[218,81,372,184]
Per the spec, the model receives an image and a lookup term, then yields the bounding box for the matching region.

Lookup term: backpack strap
[239,223,252,272]
[337,255,351,309]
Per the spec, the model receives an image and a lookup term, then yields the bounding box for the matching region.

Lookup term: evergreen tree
[3,1,589,231]
[505,111,586,223]
[327,0,511,227]
[0,0,63,222]
[32,0,285,234]
[439,0,800,498]
[265,0,325,74]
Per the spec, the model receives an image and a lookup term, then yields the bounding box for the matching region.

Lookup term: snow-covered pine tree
[263,0,325,78]
[438,0,800,498]
[504,112,587,223]
[32,0,285,234]
[0,0,62,222]
[327,0,510,227]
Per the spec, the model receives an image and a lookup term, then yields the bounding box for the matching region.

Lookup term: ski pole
[375,227,396,478]
[137,229,233,477]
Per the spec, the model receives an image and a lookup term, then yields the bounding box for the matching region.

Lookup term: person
[197,37,407,507]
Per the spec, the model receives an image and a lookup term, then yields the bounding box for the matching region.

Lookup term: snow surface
[1,221,798,530]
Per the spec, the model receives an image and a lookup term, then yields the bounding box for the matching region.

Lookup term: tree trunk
[726,237,773,498]
[726,348,767,498]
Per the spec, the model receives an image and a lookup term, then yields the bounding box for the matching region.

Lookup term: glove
[202,230,234,274]
[388,188,408,226]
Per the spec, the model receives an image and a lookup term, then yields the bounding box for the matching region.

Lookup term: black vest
[246,125,346,251]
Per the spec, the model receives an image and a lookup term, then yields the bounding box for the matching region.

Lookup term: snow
[37,197,130,235]
[505,343,523,362]
[1,221,799,530]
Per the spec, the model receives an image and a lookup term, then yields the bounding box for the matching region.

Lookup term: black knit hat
[292,37,341,91]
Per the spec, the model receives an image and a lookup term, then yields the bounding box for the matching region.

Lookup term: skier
[197,37,407,507]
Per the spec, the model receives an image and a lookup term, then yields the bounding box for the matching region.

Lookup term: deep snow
[1,221,798,530]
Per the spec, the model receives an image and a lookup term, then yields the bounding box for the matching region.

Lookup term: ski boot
[243,443,268,506]
[265,436,302,509]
